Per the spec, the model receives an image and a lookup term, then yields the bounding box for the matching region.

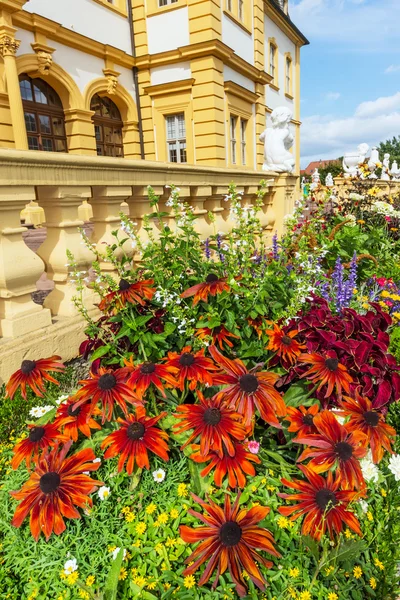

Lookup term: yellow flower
[353,566,363,579]
[60,572,67,580]
[154,542,163,553]
[108,545,117,553]
[178,483,188,497]
[374,557,385,570]
[327,593,338,600]
[125,511,135,523]
[119,568,128,581]
[299,592,311,600]
[251,485,257,492]
[170,508,179,519]
[370,577,377,589]
[344,529,352,539]
[146,502,157,515]
[267,485,276,492]
[136,522,147,535]
[131,568,138,577]
[277,516,289,529]
[164,583,172,590]
[86,575,95,586]
[157,512,169,524]
[133,575,147,587]
[67,571,79,585]
[166,537,177,548]
[132,539,141,548]
[357,219,365,224]
[241,570,250,580]
[367,511,373,522]
[78,592,89,600]
[121,506,131,514]
[288,587,297,599]
[289,567,300,577]
[183,575,196,589]
[324,565,334,576]
[147,581,157,590]
[380,488,387,497]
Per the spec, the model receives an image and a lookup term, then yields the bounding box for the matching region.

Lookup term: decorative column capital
[0,34,20,57]
[31,42,55,76]
[103,68,120,95]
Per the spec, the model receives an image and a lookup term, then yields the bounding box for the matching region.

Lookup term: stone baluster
[90,186,133,272]
[205,188,230,237]
[36,186,97,316]
[126,186,164,248]
[189,186,211,238]
[0,186,52,337]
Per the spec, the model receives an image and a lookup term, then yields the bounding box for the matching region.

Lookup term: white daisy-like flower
[111,547,126,560]
[359,499,368,514]
[93,457,101,464]
[360,451,379,483]
[57,394,70,405]
[152,468,166,483]
[388,454,400,481]
[63,558,78,575]
[29,405,54,419]
[98,486,111,500]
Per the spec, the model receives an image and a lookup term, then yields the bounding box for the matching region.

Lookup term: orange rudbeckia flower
[285,404,319,439]
[190,441,261,488]
[123,356,178,398]
[11,423,69,470]
[180,492,281,597]
[278,465,363,541]
[165,345,218,391]
[295,410,368,489]
[299,351,353,398]
[11,442,102,541]
[98,278,156,312]
[195,325,240,349]
[5,356,65,400]
[101,406,169,473]
[53,396,102,441]
[266,324,305,367]
[173,391,247,457]
[209,345,286,428]
[181,273,230,306]
[338,392,396,463]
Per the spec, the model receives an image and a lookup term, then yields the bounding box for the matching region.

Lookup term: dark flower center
[141,362,156,374]
[335,441,353,461]
[203,407,222,426]
[67,404,81,417]
[325,358,339,372]
[40,471,61,494]
[206,273,219,283]
[98,373,117,390]
[219,521,242,547]
[239,374,259,393]
[281,335,293,346]
[119,278,131,291]
[21,360,36,375]
[315,488,337,512]
[363,410,380,427]
[302,414,314,426]
[127,422,145,440]
[29,426,45,443]
[179,353,195,367]
[213,326,222,334]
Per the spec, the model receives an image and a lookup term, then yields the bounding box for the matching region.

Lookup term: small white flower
[57,394,70,405]
[111,547,126,560]
[93,457,101,464]
[388,454,400,481]
[152,468,166,483]
[63,558,78,575]
[359,499,368,514]
[98,486,111,500]
[29,405,54,419]
[330,409,345,426]
[360,451,379,483]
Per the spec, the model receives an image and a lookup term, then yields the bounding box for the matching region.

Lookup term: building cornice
[144,78,195,96]
[224,80,259,104]
[264,0,309,47]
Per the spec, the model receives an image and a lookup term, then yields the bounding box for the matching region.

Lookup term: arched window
[90,94,124,157]
[19,75,68,152]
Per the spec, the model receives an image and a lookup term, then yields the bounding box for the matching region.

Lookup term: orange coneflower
[101,406,169,474]
[278,465,363,541]
[181,273,230,306]
[73,367,140,423]
[295,410,368,490]
[99,278,156,312]
[285,404,319,439]
[180,492,281,597]
[123,356,178,399]
[173,391,247,457]
[195,325,240,349]
[5,356,65,400]
[299,351,353,398]
[338,392,396,463]
[11,441,102,541]
[11,423,69,470]
[190,441,260,488]
[266,324,305,367]
[53,396,102,441]
[165,346,218,391]
[247,316,272,338]
[209,346,286,428]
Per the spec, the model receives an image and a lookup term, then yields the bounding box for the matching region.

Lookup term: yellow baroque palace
[0,0,308,171]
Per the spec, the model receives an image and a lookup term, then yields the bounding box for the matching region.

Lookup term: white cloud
[385,65,400,74]
[324,92,341,101]
[300,91,400,166]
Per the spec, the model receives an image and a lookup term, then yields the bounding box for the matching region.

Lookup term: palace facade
[0,0,308,171]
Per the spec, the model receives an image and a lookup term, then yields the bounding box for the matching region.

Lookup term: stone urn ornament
[260,106,295,173]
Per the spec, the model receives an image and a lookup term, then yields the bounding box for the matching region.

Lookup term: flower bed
[1,182,400,600]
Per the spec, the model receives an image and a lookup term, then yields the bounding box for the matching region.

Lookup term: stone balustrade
[0,149,298,383]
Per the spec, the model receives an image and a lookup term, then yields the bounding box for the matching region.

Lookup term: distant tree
[378,136,400,165]
[317,160,343,184]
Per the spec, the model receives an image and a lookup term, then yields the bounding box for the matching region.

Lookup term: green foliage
[378,135,400,166]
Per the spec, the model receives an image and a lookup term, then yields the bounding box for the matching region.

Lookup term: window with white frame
[240,118,247,165]
[230,115,237,164]
[285,56,292,94]
[158,0,177,6]
[166,113,187,163]
[269,43,276,80]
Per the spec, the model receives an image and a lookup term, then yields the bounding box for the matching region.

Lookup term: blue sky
[288,0,400,166]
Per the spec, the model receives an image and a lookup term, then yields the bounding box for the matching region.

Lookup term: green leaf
[327,540,367,565]
[301,535,320,562]
[90,345,111,361]
[104,547,124,600]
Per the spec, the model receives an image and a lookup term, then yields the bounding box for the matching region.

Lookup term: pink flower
[247,441,260,454]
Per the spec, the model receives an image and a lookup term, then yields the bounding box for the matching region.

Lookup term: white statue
[390,160,400,181]
[343,143,369,178]
[325,172,334,187]
[368,146,380,179]
[310,168,320,190]
[260,106,295,173]
[381,153,390,180]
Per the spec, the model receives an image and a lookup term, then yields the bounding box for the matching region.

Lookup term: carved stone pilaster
[0,34,20,57]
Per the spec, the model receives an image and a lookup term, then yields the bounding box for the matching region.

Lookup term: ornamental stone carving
[103,68,120,95]
[259,106,295,173]
[37,50,53,75]
[0,35,20,57]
